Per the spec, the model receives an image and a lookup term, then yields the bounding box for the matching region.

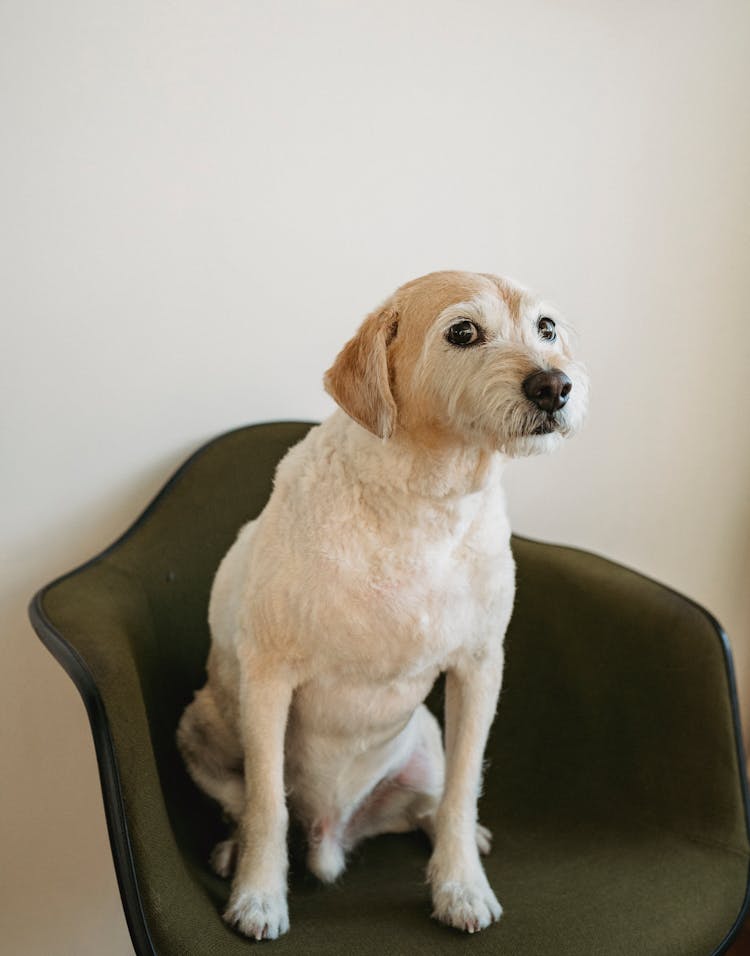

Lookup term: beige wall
[3,2,749,953]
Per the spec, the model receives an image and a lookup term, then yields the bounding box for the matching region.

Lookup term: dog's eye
[537,317,556,342]
[446,320,480,347]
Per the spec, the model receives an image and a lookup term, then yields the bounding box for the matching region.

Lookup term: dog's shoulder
[269,413,347,498]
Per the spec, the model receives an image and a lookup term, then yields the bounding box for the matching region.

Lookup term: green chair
[29,422,750,955]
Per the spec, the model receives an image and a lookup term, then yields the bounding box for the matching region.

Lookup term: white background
[3,2,749,953]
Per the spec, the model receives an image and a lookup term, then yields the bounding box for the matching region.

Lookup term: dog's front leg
[428,645,504,933]
[224,666,294,941]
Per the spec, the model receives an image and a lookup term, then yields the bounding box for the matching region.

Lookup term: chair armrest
[493,536,749,855]
[30,560,170,956]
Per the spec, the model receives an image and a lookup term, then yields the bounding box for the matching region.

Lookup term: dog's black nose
[522,368,572,412]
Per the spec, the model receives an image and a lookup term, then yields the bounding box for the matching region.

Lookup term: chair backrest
[37,422,317,854]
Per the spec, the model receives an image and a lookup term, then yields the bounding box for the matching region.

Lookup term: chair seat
[171,818,747,956]
[30,421,750,955]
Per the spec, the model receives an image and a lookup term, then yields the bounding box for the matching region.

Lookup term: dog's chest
[308,497,513,677]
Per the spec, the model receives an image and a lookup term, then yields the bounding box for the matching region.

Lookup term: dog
[177,269,588,940]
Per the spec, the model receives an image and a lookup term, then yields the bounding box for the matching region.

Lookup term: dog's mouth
[530,415,560,436]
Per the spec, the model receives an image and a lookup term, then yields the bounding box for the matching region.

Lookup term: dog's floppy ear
[324,305,399,439]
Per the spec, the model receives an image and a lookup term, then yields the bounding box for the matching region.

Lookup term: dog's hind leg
[177,684,245,819]
[177,683,245,875]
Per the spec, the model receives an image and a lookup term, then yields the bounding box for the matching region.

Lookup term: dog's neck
[331,410,503,502]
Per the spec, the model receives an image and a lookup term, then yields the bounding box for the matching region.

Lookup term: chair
[29,421,750,955]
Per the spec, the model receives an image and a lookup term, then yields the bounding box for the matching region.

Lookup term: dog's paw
[224,886,290,941]
[210,838,237,878]
[431,878,502,934]
[475,823,492,856]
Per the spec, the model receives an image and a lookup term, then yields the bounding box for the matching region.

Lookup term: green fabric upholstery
[30,422,750,955]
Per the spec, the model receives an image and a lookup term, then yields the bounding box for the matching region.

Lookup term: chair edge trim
[29,590,159,956]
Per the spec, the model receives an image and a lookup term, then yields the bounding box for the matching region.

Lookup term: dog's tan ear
[324,306,398,439]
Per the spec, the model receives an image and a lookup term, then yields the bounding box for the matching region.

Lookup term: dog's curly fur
[177,270,588,940]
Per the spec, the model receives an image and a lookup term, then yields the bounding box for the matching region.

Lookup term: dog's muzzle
[520,368,573,436]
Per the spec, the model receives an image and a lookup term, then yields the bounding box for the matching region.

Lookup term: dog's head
[324,270,588,457]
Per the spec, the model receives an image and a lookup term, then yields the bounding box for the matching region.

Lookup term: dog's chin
[502,431,564,458]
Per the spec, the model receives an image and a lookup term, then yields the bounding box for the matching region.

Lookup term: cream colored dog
[177,270,588,940]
